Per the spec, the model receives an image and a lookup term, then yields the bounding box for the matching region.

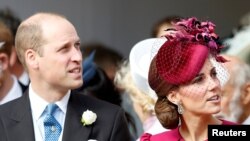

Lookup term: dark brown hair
[0,21,13,56]
[151,15,182,37]
[148,57,179,129]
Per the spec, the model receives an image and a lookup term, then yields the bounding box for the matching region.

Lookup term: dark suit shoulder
[71,92,121,111]
[0,92,29,118]
[0,96,22,112]
[70,92,127,127]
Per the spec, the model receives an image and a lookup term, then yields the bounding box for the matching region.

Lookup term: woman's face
[177,58,222,115]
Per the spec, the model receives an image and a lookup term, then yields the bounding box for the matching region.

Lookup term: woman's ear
[242,82,250,105]
[167,90,179,104]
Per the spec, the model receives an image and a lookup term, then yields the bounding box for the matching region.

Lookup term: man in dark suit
[0,12,132,141]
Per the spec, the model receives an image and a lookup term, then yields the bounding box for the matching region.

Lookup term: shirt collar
[0,75,22,105]
[29,84,70,121]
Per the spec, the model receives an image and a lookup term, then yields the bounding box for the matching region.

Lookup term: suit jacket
[0,90,132,141]
[18,80,28,94]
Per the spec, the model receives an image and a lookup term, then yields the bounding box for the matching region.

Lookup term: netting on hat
[149,17,229,97]
[156,41,209,84]
[147,18,231,129]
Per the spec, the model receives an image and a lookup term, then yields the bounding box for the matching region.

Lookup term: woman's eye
[211,69,217,78]
[212,72,217,77]
[192,76,203,84]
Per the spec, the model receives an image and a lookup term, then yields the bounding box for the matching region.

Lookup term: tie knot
[46,103,58,115]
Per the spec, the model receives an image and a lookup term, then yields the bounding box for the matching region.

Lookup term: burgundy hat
[156,41,209,84]
[151,17,227,86]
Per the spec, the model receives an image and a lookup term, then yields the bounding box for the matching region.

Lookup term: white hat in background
[129,38,166,100]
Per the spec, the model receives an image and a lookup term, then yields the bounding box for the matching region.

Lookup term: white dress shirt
[242,116,250,125]
[29,85,70,141]
[18,71,29,86]
[0,75,22,105]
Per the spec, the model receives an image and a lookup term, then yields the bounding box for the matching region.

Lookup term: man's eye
[75,42,81,49]
[58,47,69,52]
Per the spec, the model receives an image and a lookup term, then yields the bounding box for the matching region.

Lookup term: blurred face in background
[215,55,244,122]
[0,60,3,87]
[219,83,243,122]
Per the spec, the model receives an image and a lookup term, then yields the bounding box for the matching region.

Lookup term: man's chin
[70,81,83,89]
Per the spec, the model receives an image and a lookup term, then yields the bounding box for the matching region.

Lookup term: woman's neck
[179,115,222,141]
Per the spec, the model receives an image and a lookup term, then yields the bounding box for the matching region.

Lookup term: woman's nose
[208,76,221,91]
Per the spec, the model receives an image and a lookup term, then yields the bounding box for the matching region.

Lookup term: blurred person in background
[115,38,168,141]
[151,15,182,38]
[81,42,124,81]
[0,21,24,105]
[215,54,250,124]
[74,47,138,140]
[223,11,250,65]
[0,7,29,87]
[74,51,122,105]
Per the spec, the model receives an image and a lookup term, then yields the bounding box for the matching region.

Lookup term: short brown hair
[0,21,13,57]
[15,12,65,69]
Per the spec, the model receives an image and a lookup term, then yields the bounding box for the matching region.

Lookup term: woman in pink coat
[140,17,237,141]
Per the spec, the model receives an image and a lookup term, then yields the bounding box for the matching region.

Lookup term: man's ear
[241,82,250,105]
[167,90,179,104]
[9,46,17,67]
[25,49,39,69]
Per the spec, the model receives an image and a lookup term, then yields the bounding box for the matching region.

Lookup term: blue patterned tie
[44,104,62,141]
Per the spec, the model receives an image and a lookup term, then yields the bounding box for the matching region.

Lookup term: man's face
[36,18,83,92]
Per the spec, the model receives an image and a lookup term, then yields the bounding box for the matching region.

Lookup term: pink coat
[140,120,237,141]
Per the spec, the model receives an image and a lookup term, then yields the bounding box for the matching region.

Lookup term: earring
[177,102,184,114]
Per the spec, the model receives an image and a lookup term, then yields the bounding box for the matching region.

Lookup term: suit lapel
[6,91,35,141]
[62,93,92,141]
[6,91,92,141]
